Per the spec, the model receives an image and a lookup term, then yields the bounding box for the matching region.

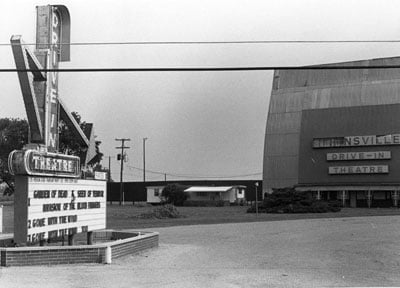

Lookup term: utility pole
[115,138,130,205]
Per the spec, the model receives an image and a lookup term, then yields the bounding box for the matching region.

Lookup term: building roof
[184,186,234,193]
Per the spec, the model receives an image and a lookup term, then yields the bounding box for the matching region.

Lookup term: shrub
[327,200,342,208]
[137,204,182,219]
[246,204,267,213]
[215,200,226,207]
[182,200,228,207]
[161,184,189,206]
[133,202,152,208]
[183,200,216,207]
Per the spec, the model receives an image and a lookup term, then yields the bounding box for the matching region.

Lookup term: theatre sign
[313,134,396,175]
[10,148,107,244]
[328,165,389,175]
[9,150,80,178]
[10,5,106,245]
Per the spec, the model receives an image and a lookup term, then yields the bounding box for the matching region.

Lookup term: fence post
[105,246,112,264]
[0,205,3,233]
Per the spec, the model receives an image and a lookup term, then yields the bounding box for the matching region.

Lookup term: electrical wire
[4,38,400,72]
[4,39,400,46]
[4,64,400,72]
[125,164,261,179]
[165,173,262,179]
[107,157,253,180]
[4,39,400,72]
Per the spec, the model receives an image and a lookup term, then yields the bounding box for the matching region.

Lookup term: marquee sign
[14,176,106,244]
[310,133,395,177]
[313,134,400,148]
[8,149,80,178]
[10,5,106,246]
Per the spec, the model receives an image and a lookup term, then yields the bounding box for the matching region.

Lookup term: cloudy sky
[1,0,400,181]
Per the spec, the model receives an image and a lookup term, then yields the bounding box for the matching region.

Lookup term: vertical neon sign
[45,8,61,152]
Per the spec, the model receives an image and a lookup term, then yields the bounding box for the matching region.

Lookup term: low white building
[146,186,166,204]
[184,186,246,204]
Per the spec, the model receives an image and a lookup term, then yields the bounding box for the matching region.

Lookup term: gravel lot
[1,215,400,287]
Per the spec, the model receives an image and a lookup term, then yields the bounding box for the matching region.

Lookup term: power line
[4,65,400,72]
[126,164,261,179]
[4,39,400,46]
[126,165,172,176]
[110,161,261,180]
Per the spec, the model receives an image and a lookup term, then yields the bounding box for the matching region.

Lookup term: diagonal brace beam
[10,35,43,142]
[25,48,46,81]
[59,98,90,148]
[59,98,99,165]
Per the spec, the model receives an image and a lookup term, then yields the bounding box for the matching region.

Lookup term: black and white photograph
[1,0,400,287]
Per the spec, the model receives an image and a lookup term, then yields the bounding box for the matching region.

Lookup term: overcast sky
[2,0,400,181]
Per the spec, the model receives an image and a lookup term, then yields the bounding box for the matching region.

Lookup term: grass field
[106,204,400,229]
[3,201,400,232]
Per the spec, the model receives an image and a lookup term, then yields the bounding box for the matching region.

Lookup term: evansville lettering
[313,134,400,148]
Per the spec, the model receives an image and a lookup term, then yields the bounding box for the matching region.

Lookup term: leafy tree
[0,118,29,192]
[58,112,85,157]
[161,184,189,206]
[247,188,341,213]
[0,113,104,194]
[59,112,103,167]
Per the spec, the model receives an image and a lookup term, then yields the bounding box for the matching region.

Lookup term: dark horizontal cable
[2,65,400,72]
[4,40,400,46]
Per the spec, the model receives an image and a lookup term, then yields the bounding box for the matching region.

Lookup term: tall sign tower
[9,5,106,246]
[10,5,95,161]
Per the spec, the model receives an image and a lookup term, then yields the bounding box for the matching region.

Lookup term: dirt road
[1,215,400,287]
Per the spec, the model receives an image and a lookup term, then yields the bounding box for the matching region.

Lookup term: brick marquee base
[0,230,159,266]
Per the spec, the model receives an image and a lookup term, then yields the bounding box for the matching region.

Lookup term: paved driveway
[1,216,400,287]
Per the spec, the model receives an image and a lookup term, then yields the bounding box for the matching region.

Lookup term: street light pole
[143,137,147,184]
[255,182,259,217]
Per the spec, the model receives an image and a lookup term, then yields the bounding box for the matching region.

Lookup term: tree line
[0,113,104,195]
